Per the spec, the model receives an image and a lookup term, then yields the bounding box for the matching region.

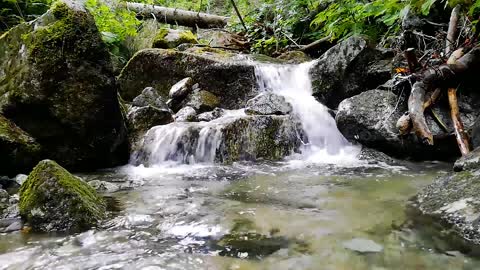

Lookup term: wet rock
[88,180,120,193]
[152,28,197,49]
[175,107,198,122]
[133,115,303,165]
[0,115,42,176]
[19,160,106,232]
[217,232,290,258]
[245,92,292,116]
[185,90,220,113]
[310,36,393,108]
[454,148,480,172]
[4,220,22,232]
[336,89,462,160]
[198,108,225,122]
[127,105,174,145]
[411,170,480,248]
[118,48,257,108]
[0,0,128,173]
[277,51,312,64]
[132,87,170,110]
[169,78,194,101]
[343,238,383,253]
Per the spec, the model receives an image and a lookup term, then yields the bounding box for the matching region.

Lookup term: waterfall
[254,62,352,157]
[131,61,358,166]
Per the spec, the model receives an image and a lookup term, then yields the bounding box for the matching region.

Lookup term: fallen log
[126,2,230,28]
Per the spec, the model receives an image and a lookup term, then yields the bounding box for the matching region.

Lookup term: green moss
[19,160,106,232]
[152,28,197,49]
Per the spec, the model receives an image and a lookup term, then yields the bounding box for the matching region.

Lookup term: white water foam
[254,62,360,164]
[130,60,360,170]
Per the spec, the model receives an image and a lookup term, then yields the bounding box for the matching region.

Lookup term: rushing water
[2,62,480,269]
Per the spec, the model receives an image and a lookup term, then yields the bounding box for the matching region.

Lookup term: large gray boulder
[245,92,292,115]
[132,115,303,165]
[310,36,393,109]
[335,89,463,160]
[118,48,258,108]
[0,0,128,173]
[411,170,480,249]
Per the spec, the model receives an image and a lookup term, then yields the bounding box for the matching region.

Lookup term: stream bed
[2,160,480,270]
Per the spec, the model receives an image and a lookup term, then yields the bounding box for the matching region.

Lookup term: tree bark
[408,81,434,145]
[446,5,461,56]
[448,87,470,155]
[126,2,230,29]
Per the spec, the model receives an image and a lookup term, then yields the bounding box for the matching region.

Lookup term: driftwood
[408,81,434,145]
[126,2,229,28]
[446,5,461,56]
[448,87,470,155]
[446,48,470,155]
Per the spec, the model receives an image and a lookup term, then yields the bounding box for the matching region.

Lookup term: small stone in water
[343,238,383,253]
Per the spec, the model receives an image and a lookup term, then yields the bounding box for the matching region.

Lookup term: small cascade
[254,62,351,156]
[131,121,226,165]
[132,60,356,166]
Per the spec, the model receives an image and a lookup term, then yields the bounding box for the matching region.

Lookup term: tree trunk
[126,2,230,29]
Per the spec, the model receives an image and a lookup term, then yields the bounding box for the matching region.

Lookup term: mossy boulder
[310,36,393,109]
[0,0,128,173]
[0,115,42,176]
[185,90,220,113]
[19,160,106,232]
[245,92,292,115]
[152,28,198,49]
[118,48,257,109]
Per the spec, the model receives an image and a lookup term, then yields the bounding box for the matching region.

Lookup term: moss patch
[152,28,197,49]
[19,160,106,232]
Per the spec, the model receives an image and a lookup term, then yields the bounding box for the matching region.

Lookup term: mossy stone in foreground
[19,160,106,232]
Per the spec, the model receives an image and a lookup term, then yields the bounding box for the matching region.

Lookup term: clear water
[2,162,480,269]
[1,63,478,269]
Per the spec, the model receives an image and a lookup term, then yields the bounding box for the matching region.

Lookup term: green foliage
[0,0,52,33]
[85,0,139,45]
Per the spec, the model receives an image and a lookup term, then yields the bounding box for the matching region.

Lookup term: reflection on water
[1,161,479,269]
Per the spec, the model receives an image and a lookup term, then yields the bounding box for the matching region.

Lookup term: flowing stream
[1,62,480,269]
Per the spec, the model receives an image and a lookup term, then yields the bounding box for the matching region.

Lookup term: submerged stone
[19,160,106,232]
[245,92,292,116]
[0,0,128,173]
[217,232,290,258]
[343,238,384,253]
